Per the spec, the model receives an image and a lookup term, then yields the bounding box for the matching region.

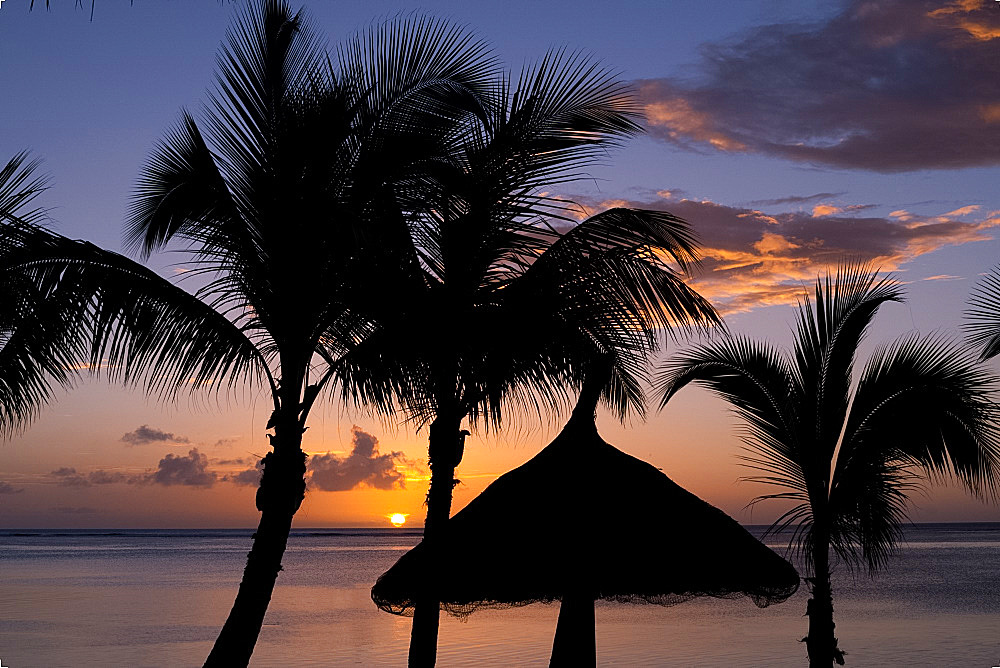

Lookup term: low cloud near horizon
[225,459,263,487]
[51,506,97,515]
[638,0,1000,172]
[148,449,217,487]
[50,448,218,488]
[308,426,408,492]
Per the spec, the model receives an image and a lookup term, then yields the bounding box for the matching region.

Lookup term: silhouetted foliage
[657,263,1000,667]
[8,4,721,665]
[29,0,231,22]
[0,153,88,434]
[2,1,496,665]
[348,51,722,666]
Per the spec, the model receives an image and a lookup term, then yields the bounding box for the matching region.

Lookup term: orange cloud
[811,204,842,217]
[752,232,800,256]
[640,82,746,152]
[571,193,998,315]
[569,198,632,221]
[943,205,980,217]
[929,0,1000,41]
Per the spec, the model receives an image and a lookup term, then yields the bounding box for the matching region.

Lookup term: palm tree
[965,265,1000,359]
[0,2,497,665]
[656,265,1000,667]
[352,54,722,666]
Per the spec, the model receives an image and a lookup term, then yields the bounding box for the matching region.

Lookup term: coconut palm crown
[656,264,1000,668]
[347,53,722,666]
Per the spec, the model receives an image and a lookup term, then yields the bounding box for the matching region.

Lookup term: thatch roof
[373,415,799,617]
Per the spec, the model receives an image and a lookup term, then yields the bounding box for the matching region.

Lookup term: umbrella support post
[549,592,595,667]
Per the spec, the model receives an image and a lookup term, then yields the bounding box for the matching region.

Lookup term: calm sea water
[0,524,998,667]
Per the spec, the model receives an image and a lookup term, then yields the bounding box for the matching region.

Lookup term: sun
[388,513,408,527]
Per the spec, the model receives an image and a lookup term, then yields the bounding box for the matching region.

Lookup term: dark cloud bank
[638,0,1000,171]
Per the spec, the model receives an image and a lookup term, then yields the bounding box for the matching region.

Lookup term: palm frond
[661,265,999,581]
[3,232,267,404]
[0,152,49,228]
[527,207,721,331]
[337,14,496,153]
[126,111,236,257]
[501,48,641,184]
[792,262,903,470]
[752,499,814,566]
[828,453,914,573]
[0,154,84,434]
[497,208,720,419]
[656,337,804,487]
[842,334,1000,497]
[965,265,1000,360]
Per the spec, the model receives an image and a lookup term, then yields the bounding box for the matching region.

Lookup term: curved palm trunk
[408,413,462,668]
[805,533,844,667]
[549,591,596,667]
[204,419,306,668]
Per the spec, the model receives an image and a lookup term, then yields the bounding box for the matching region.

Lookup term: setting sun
[389,513,408,527]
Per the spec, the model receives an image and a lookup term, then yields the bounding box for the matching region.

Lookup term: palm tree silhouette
[353,54,721,666]
[657,264,1000,667]
[0,1,496,665]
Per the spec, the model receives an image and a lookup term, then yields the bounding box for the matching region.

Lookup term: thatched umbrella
[373,381,800,666]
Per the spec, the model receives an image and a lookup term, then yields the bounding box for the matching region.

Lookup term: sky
[1,0,1000,527]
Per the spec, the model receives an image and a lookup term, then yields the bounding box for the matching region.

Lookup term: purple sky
[1,0,999,527]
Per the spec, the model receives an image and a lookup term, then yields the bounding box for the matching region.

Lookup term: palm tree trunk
[408,413,461,668]
[549,591,596,667]
[805,534,844,667]
[204,426,306,668]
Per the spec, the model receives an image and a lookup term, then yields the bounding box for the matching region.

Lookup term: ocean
[0,524,998,667]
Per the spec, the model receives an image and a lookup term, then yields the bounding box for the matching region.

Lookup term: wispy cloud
[51,467,93,487]
[51,506,97,515]
[748,193,844,207]
[0,481,24,494]
[637,0,1000,171]
[51,466,140,487]
[215,456,254,467]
